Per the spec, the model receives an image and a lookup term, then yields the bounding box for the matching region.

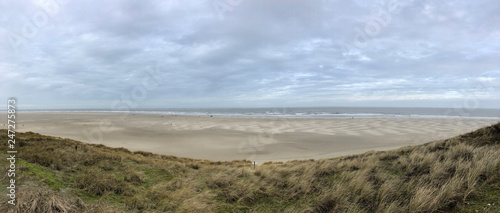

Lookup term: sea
[24,107,500,119]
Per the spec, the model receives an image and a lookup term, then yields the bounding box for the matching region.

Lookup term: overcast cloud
[1,0,499,109]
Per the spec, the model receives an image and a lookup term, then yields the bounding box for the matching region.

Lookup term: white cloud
[0,0,499,109]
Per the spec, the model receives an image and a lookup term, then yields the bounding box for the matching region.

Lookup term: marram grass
[1,123,499,212]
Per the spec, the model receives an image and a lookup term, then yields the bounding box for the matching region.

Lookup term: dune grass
[0,122,499,212]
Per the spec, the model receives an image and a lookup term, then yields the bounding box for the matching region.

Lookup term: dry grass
[0,122,499,212]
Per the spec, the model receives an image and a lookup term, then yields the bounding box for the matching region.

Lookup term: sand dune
[6,112,498,163]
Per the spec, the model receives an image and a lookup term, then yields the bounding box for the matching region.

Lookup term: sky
[1,0,499,109]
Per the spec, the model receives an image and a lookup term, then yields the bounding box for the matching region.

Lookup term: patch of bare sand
[5,112,498,163]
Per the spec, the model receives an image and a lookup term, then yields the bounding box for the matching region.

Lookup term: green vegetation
[1,123,499,212]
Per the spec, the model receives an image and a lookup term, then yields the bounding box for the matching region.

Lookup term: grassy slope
[0,123,499,212]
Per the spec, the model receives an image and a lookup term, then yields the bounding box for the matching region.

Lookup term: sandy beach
[5,112,498,163]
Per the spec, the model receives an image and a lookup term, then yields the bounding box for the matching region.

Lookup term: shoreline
[10,109,500,120]
[2,112,498,163]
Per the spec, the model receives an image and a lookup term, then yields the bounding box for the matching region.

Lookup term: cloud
[0,0,499,109]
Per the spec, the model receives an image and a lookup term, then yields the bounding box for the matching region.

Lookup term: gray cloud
[1,0,499,109]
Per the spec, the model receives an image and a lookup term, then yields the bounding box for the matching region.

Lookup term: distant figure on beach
[75,144,78,151]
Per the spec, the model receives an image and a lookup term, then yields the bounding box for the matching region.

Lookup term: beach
[6,112,499,163]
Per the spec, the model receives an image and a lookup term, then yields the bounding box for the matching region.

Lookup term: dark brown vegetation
[1,122,499,212]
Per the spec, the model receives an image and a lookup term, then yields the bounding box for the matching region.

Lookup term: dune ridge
[0,122,499,212]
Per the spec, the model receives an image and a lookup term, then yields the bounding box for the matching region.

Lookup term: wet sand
[4,112,498,163]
